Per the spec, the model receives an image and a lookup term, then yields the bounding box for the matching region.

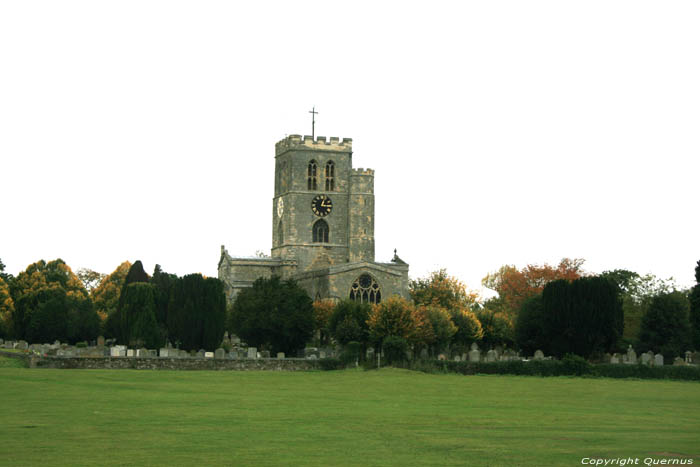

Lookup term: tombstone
[159,348,169,358]
[419,348,429,359]
[247,347,257,359]
[277,352,285,359]
[97,336,105,347]
[603,353,612,364]
[261,350,271,359]
[486,350,497,362]
[166,341,173,349]
[307,354,318,360]
[610,353,620,364]
[0,338,3,345]
[437,354,446,361]
[319,351,327,359]
[179,350,189,358]
[214,348,225,359]
[625,345,637,364]
[204,352,214,358]
[111,346,122,357]
[641,352,652,366]
[137,348,148,357]
[16,340,28,350]
[468,343,480,362]
[366,347,375,360]
[685,351,692,364]
[126,349,135,357]
[454,355,461,362]
[231,335,241,345]
[654,353,664,366]
[197,350,206,358]
[533,350,545,361]
[673,357,685,366]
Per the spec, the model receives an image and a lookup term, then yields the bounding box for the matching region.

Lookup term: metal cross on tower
[309,106,318,139]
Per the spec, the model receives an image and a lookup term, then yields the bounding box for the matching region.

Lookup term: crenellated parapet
[352,168,374,176]
[275,134,352,156]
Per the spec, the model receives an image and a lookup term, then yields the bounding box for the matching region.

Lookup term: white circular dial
[277,197,284,218]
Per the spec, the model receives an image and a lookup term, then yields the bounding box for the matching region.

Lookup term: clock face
[311,194,333,217]
[277,198,284,218]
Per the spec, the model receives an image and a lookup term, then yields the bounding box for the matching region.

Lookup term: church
[218,134,409,304]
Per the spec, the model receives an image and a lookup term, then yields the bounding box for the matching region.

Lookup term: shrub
[561,353,592,376]
[75,341,88,348]
[339,341,362,366]
[317,358,343,371]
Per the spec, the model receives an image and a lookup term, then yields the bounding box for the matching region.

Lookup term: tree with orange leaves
[410,269,481,311]
[312,299,336,346]
[482,258,585,318]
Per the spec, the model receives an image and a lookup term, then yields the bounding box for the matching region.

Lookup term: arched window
[312,219,329,243]
[349,274,382,304]
[307,160,318,191]
[277,220,283,246]
[325,160,335,191]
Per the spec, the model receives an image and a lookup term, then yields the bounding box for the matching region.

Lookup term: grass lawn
[1,359,698,466]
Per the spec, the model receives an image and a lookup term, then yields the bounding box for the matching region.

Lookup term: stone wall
[29,355,333,371]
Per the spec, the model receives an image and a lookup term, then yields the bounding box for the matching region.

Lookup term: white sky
[1,1,699,296]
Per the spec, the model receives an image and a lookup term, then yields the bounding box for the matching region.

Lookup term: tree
[416,305,455,355]
[150,264,178,338]
[482,258,585,318]
[410,269,480,311]
[474,307,513,349]
[514,295,546,356]
[542,276,623,358]
[0,258,13,283]
[312,299,335,346]
[229,276,313,355]
[601,269,677,343]
[119,282,162,348]
[0,276,15,338]
[10,259,99,343]
[450,307,484,349]
[76,268,106,293]
[328,300,372,347]
[104,261,149,342]
[367,296,430,351]
[689,260,700,350]
[91,261,131,321]
[639,291,691,360]
[168,274,227,351]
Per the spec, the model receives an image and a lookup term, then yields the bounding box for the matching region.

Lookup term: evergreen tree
[151,264,178,338]
[690,260,700,350]
[515,295,546,356]
[639,291,692,360]
[119,283,162,348]
[328,300,371,346]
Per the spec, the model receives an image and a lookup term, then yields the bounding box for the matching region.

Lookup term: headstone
[625,345,637,364]
[57,349,66,357]
[261,350,270,359]
[454,355,461,362]
[419,348,429,359]
[486,350,496,362]
[468,343,480,362]
[366,347,375,360]
[215,348,225,359]
[610,353,620,364]
[205,352,214,358]
[97,336,105,347]
[533,350,545,360]
[17,340,28,350]
[197,350,206,358]
[111,346,124,357]
[307,354,318,360]
[277,352,285,359]
[247,347,257,359]
[0,338,3,345]
[654,353,664,366]
[641,352,652,366]
[437,354,446,361]
[137,348,148,357]
[319,351,326,359]
[685,351,692,364]
[673,357,685,366]
[180,350,189,358]
[159,348,169,357]
[462,353,468,362]
[231,335,241,345]
[126,349,135,357]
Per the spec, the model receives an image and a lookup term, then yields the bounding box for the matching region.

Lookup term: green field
[1,359,698,466]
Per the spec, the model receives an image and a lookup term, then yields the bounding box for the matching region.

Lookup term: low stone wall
[29,355,332,371]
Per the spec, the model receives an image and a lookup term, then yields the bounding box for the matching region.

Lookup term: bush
[339,341,362,366]
[317,358,343,371]
[639,291,691,360]
[382,336,408,365]
[561,353,592,376]
[75,341,88,348]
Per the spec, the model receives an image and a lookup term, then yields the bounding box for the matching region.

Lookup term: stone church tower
[218,134,409,304]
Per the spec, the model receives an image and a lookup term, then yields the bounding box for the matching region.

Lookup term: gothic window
[307,160,318,191]
[349,274,382,304]
[278,220,283,246]
[325,160,335,191]
[313,219,329,243]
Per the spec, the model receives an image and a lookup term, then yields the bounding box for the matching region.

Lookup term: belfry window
[307,160,318,191]
[349,274,382,304]
[313,219,329,243]
[325,161,335,191]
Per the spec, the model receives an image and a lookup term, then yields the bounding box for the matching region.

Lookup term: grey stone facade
[218,134,409,304]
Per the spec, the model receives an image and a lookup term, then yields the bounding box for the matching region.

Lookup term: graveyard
[1,357,699,466]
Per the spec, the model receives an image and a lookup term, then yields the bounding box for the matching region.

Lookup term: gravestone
[486,350,496,362]
[685,351,692,364]
[454,355,461,362]
[180,350,189,358]
[419,348,429,359]
[277,352,285,359]
[126,349,135,357]
[319,351,326,359]
[137,348,148,357]
[654,353,664,366]
[17,340,28,350]
[307,354,318,360]
[159,348,170,358]
[641,352,652,366]
[625,345,637,364]
[533,350,545,360]
[97,336,105,347]
[215,348,225,359]
[231,335,241,345]
[111,346,126,357]
[468,343,480,362]
[673,357,685,366]
[261,350,271,358]
[247,347,257,359]
[610,353,620,364]
[197,350,206,358]
[437,354,446,361]
[366,347,375,360]
[204,352,214,358]
[0,338,3,345]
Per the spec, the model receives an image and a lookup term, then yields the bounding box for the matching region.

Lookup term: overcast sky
[1,1,698,296]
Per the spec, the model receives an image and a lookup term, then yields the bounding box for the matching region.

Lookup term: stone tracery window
[307,160,318,190]
[325,160,335,191]
[313,219,329,243]
[349,274,382,304]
